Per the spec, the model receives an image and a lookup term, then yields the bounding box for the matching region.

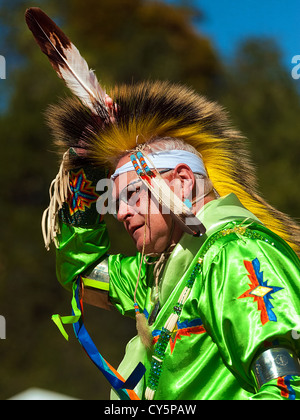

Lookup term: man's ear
[172,164,195,203]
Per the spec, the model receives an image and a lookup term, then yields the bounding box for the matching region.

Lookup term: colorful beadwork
[278,375,296,400]
[137,151,154,177]
[152,318,206,354]
[68,169,99,215]
[145,256,203,400]
[130,154,144,177]
[184,198,192,209]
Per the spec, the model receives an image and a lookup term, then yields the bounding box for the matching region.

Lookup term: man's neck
[193,192,216,216]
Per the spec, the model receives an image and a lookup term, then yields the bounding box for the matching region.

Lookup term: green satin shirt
[56,194,300,400]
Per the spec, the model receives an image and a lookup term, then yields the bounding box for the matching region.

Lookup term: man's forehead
[116,154,131,169]
[113,155,137,190]
[113,171,138,189]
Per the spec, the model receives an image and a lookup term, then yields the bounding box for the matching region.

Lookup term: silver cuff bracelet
[82,257,111,310]
[84,257,110,286]
[252,347,300,389]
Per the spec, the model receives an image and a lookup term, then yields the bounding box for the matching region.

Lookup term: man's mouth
[129,224,144,237]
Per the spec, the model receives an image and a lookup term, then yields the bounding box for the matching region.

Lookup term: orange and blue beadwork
[130,154,144,176]
[137,152,154,177]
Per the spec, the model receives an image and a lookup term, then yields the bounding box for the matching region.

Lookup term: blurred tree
[0,0,221,399]
[220,39,300,220]
[63,0,221,93]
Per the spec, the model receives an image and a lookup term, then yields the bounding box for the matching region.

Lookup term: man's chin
[132,228,169,254]
[135,238,148,253]
[134,236,152,254]
[134,237,166,255]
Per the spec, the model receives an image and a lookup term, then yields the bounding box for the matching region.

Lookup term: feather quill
[132,153,206,236]
[25,7,109,119]
[142,174,206,236]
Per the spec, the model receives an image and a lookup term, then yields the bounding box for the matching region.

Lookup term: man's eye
[130,186,140,195]
[127,186,140,200]
[128,187,140,200]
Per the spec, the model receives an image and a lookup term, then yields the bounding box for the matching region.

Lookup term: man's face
[112,155,178,254]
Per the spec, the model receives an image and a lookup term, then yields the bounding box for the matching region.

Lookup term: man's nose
[117,199,135,222]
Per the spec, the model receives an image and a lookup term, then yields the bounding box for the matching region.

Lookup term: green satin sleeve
[55,221,110,290]
[108,254,154,319]
[198,225,300,396]
[55,219,154,317]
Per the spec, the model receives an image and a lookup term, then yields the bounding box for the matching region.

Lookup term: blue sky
[170,0,300,69]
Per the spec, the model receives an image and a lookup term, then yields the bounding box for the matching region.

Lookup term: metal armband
[251,347,300,389]
[83,257,110,290]
[81,257,111,310]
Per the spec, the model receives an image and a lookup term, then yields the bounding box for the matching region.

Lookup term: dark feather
[25,7,72,75]
[25,7,109,120]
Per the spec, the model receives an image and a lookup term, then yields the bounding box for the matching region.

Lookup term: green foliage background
[0,0,299,400]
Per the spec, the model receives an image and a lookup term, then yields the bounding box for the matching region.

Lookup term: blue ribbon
[72,277,146,399]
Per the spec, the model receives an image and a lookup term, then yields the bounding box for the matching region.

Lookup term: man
[26,7,300,400]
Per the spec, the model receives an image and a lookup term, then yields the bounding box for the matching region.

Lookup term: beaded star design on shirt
[238,258,283,325]
[152,318,206,354]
